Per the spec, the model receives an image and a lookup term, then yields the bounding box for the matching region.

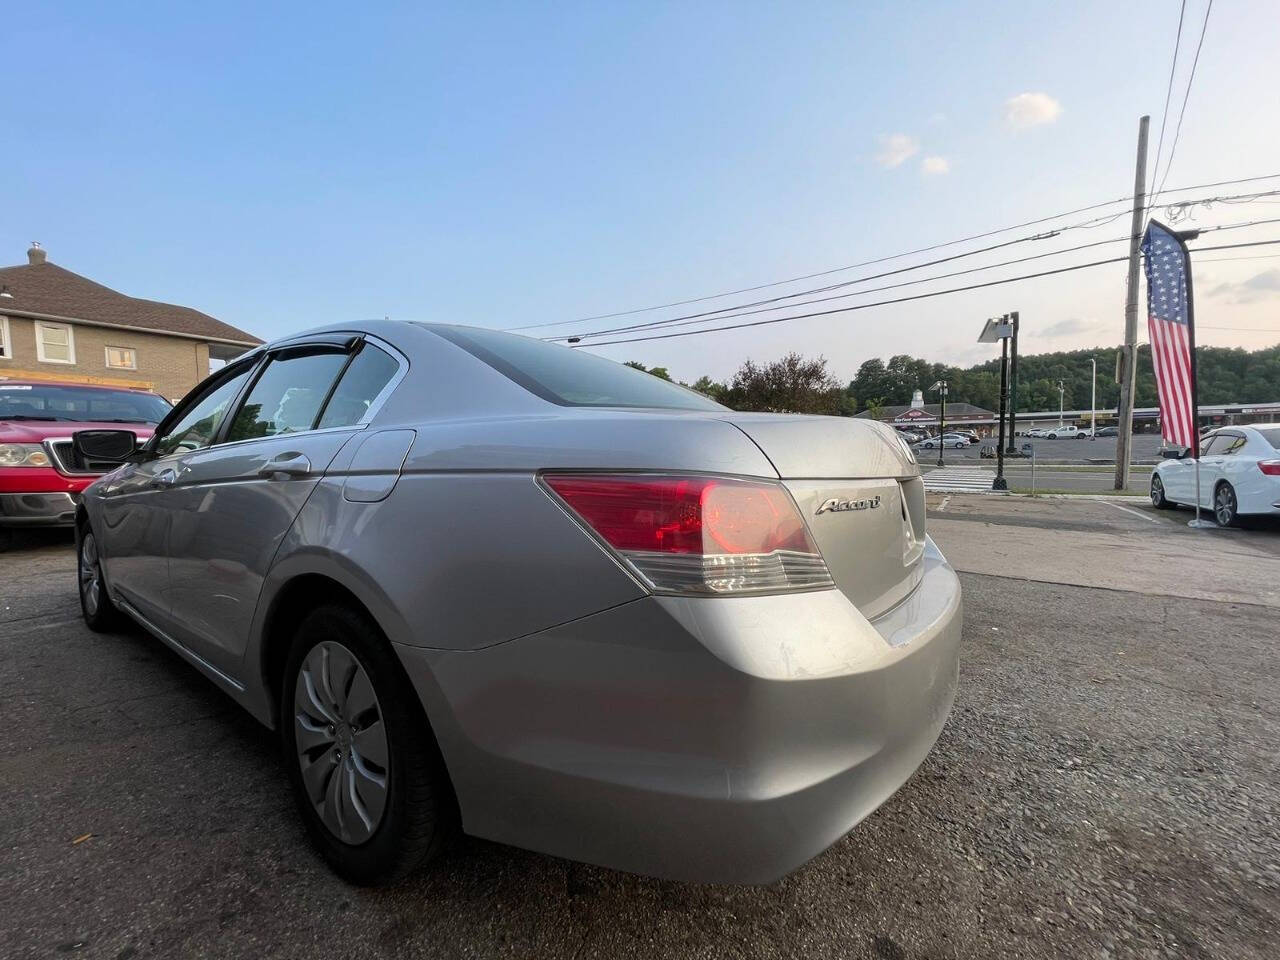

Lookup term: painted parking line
[1090,498,1161,524]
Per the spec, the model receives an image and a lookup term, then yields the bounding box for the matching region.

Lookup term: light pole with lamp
[1090,359,1097,440]
[978,316,1014,490]
[931,380,948,467]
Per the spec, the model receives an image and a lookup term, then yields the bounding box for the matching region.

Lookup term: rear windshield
[0,382,171,423]
[425,325,725,411]
[1256,427,1280,450]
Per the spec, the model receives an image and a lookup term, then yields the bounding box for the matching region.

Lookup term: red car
[0,379,169,548]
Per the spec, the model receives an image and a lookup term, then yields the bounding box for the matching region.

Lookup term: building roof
[857,401,994,420]
[0,247,261,347]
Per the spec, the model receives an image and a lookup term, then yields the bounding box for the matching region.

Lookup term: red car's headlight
[0,443,51,468]
[542,473,834,596]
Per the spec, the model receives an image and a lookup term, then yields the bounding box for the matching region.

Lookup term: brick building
[0,243,260,401]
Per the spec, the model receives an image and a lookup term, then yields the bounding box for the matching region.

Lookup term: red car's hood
[0,420,156,443]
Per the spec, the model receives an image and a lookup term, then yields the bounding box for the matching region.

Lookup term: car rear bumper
[397,537,962,883]
[0,492,78,527]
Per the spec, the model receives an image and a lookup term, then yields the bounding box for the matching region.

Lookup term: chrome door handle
[150,468,177,489]
[258,453,312,480]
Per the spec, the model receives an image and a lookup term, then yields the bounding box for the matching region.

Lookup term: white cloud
[1042,317,1101,338]
[875,133,919,169]
[921,156,950,175]
[1003,92,1062,129]
[1208,269,1280,304]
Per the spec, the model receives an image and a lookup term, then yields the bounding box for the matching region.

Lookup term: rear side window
[226,352,349,442]
[425,324,725,411]
[317,344,400,428]
[1257,427,1280,450]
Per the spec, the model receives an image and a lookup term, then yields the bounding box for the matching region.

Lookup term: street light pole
[993,336,1009,490]
[1005,311,1020,453]
[932,380,948,467]
[1058,380,1065,427]
[1090,359,1097,441]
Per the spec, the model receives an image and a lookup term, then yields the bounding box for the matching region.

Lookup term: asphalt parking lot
[2,501,1278,960]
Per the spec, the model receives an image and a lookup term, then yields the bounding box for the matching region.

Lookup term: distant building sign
[895,409,931,421]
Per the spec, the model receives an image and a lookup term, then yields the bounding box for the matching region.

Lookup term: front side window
[105,346,137,369]
[425,324,725,411]
[316,344,400,428]
[225,351,349,443]
[36,322,75,364]
[152,366,255,457]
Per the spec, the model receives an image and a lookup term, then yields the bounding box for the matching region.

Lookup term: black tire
[1213,482,1239,527]
[1150,474,1173,510]
[280,603,456,886]
[0,528,14,553]
[77,521,124,631]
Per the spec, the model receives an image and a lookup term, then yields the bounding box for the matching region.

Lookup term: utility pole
[1115,114,1150,490]
[1058,379,1065,426]
[1005,311,1020,453]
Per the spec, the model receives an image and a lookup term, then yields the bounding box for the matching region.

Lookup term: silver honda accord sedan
[72,320,962,886]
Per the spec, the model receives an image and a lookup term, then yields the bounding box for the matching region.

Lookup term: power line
[1199,326,1280,333]
[571,237,1280,348]
[1195,253,1280,263]
[1149,0,1188,197]
[555,208,1280,343]
[1154,0,1215,199]
[507,171,1279,331]
[564,217,1280,342]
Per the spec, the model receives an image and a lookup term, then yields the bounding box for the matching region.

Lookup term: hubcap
[79,533,101,616]
[294,641,389,844]
[1215,487,1234,525]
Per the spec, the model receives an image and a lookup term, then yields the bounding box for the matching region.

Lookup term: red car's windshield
[0,383,171,424]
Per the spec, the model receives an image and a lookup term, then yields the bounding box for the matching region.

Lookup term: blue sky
[5,1,1278,383]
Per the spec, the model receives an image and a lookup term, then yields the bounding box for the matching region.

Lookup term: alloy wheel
[294,641,390,844]
[1150,476,1164,507]
[79,533,102,616]
[1214,485,1236,526]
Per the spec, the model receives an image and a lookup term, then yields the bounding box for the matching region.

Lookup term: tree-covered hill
[845,344,1280,413]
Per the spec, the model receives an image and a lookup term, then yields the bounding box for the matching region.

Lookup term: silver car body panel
[80,319,963,883]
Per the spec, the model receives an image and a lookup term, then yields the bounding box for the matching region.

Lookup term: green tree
[624,361,673,381]
[722,353,845,414]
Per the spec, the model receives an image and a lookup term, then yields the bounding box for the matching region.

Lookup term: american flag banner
[1142,220,1200,454]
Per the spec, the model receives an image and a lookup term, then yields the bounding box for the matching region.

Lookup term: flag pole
[1173,227,1210,528]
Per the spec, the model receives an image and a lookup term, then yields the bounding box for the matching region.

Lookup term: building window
[105,345,138,370]
[35,322,76,364]
[0,316,10,359]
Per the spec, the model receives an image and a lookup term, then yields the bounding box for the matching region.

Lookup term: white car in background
[1045,425,1082,439]
[914,433,969,450]
[1150,424,1280,525]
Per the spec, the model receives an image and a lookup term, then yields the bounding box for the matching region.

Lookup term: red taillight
[542,473,832,595]
[1259,459,1280,476]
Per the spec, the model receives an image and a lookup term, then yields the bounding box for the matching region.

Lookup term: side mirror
[71,429,139,470]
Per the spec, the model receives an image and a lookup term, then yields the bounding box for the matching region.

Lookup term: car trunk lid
[719,413,926,619]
